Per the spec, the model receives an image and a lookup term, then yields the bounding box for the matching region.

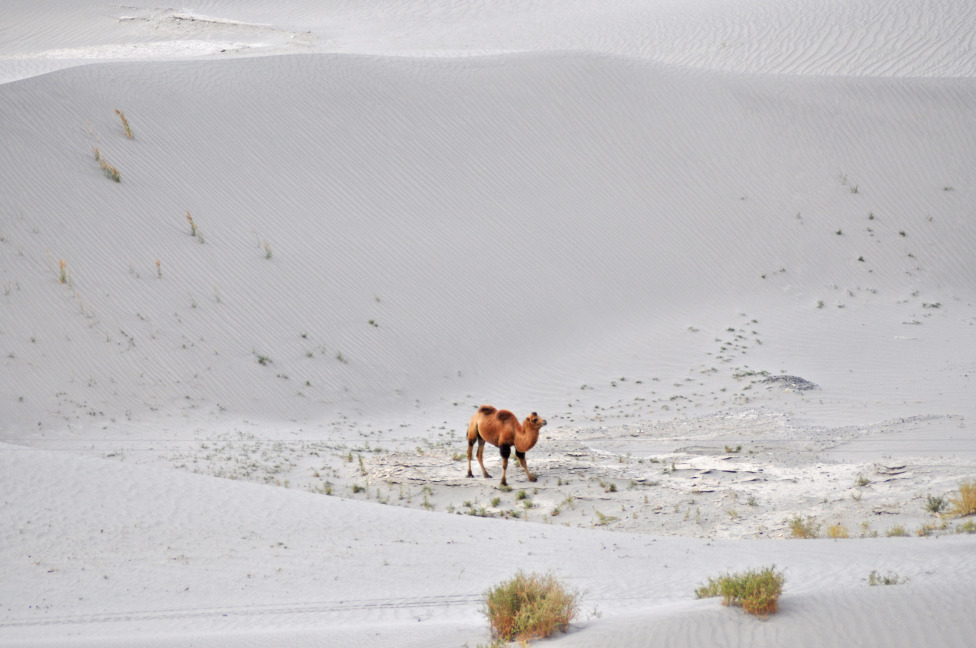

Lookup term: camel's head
[526,412,547,430]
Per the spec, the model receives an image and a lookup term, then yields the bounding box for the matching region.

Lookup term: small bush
[826,523,849,539]
[483,572,579,644]
[696,566,784,618]
[925,494,948,515]
[788,515,819,539]
[949,480,976,517]
[868,570,906,586]
[956,520,976,534]
[886,525,909,537]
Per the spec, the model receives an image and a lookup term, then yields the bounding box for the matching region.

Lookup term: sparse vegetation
[956,520,976,534]
[886,524,909,537]
[58,259,68,284]
[114,108,133,139]
[788,515,819,539]
[925,494,948,515]
[186,211,200,238]
[949,480,976,517]
[868,570,906,586]
[593,509,619,526]
[695,566,784,618]
[93,147,120,182]
[826,523,849,539]
[482,572,579,644]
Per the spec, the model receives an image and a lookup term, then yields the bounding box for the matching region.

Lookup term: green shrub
[696,566,784,618]
[925,494,948,514]
[483,572,579,644]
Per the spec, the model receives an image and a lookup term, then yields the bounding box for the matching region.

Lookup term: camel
[466,405,547,487]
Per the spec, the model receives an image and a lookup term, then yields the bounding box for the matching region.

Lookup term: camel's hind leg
[475,436,491,478]
[466,434,476,478]
[516,450,536,482]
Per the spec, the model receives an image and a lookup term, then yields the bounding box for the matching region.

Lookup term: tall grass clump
[949,480,976,517]
[482,571,579,644]
[114,108,133,139]
[696,566,784,618]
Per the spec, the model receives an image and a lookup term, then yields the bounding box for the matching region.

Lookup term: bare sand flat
[2,1,975,646]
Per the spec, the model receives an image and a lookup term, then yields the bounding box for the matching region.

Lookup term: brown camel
[466,405,547,487]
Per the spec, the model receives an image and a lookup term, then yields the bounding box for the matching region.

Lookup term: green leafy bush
[696,566,784,618]
[483,571,580,644]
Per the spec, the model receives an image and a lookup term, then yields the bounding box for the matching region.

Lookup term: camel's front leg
[516,450,536,482]
[499,444,511,487]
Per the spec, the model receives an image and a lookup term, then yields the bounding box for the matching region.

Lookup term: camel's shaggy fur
[466,405,547,487]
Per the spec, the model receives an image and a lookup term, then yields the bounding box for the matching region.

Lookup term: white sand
[2,1,975,646]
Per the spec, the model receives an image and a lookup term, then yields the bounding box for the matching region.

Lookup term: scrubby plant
[787,515,819,539]
[482,571,579,644]
[826,523,849,539]
[114,108,133,139]
[58,259,68,284]
[956,520,976,534]
[93,147,121,182]
[886,524,909,537]
[695,566,784,618]
[949,480,976,517]
[868,570,905,586]
[593,509,618,526]
[925,494,948,515]
[186,211,199,237]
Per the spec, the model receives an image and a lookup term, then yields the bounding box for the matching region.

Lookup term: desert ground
[2,1,975,646]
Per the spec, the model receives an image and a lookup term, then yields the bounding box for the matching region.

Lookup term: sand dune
[2,0,975,646]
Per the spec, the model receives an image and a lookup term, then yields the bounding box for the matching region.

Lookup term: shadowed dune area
[2,1,975,646]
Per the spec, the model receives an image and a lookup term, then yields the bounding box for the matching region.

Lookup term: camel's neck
[515,420,540,452]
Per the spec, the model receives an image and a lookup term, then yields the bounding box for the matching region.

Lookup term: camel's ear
[530,412,538,417]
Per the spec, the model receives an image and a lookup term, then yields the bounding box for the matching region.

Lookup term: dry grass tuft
[483,571,579,644]
[58,259,68,284]
[826,523,849,539]
[949,480,976,517]
[788,515,819,538]
[696,566,785,618]
[93,147,120,182]
[114,108,133,139]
